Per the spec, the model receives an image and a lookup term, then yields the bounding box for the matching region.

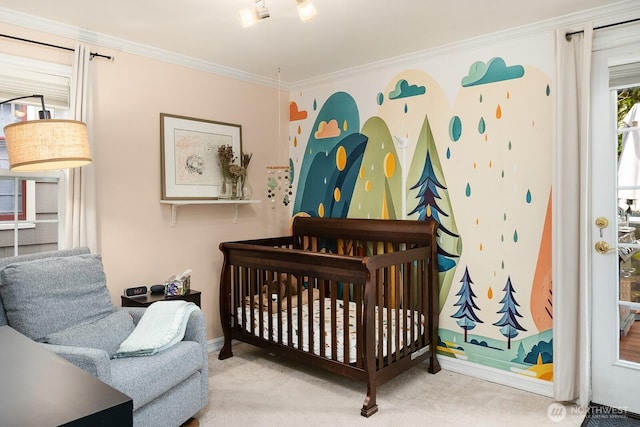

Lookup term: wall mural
[289,57,553,382]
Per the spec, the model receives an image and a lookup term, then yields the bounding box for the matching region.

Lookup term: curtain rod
[566,17,640,40]
[0,33,113,61]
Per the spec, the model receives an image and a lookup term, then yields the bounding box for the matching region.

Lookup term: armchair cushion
[45,310,136,358]
[0,254,114,341]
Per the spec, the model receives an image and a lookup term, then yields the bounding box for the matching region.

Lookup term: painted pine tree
[493,276,527,349]
[450,266,483,342]
[408,148,460,272]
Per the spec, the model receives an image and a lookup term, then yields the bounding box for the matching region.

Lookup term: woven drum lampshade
[3,119,92,171]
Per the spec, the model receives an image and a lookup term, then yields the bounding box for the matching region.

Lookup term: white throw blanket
[115,300,199,357]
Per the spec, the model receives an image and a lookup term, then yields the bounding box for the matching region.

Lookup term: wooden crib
[218,217,440,416]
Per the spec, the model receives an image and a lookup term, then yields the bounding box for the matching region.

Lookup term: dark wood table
[0,326,132,426]
[121,289,201,308]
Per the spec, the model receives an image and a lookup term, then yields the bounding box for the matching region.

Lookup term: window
[0,54,71,257]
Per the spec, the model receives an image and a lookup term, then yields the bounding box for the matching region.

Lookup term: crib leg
[218,328,233,360]
[218,339,233,360]
[428,351,441,374]
[360,386,378,417]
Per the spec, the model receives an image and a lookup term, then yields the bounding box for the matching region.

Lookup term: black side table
[121,289,201,308]
[0,326,132,426]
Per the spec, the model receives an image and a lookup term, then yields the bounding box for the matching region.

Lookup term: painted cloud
[461,57,525,87]
[389,79,427,99]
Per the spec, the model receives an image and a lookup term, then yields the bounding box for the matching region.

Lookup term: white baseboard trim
[438,356,554,398]
[207,337,224,354]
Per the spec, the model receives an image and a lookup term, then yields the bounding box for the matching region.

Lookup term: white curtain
[64,43,97,252]
[553,25,593,406]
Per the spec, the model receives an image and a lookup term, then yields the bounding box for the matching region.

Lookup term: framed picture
[160,113,242,200]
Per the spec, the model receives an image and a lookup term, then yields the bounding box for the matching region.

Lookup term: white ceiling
[0,0,630,84]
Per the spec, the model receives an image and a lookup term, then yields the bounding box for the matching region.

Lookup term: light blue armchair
[0,248,209,427]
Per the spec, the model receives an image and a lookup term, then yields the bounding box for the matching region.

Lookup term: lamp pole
[0,94,50,119]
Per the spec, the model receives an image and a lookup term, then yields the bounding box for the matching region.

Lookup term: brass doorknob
[595,241,614,254]
[595,217,609,229]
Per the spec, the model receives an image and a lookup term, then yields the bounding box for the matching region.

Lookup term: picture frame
[160,113,242,200]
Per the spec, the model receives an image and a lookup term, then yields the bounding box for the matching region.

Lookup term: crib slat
[376,268,384,369]
[319,278,326,359]
[342,280,349,366]
[354,281,363,369]
[330,280,338,361]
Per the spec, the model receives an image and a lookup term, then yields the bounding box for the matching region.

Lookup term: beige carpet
[195,342,585,427]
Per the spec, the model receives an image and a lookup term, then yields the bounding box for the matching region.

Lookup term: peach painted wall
[0,22,291,340]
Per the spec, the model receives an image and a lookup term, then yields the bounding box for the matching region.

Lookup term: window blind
[610,62,640,89]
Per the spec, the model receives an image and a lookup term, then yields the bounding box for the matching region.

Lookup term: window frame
[0,53,72,256]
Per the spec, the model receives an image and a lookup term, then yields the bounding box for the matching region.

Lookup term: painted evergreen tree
[409,149,460,272]
[512,342,527,363]
[451,266,483,342]
[493,276,527,349]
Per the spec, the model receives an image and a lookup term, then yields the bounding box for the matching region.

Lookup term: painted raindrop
[377,92,384,105]
[526,189,532,203]
[496,104,502,119]
[478,117,486,134]
[465,183,471,197]
[449,116,462,141]
[446,147,451,159]
[404,103,408,114]
[513,230,519,242]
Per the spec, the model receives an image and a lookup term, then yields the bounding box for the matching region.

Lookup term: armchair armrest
[118,305,209,407]
[40,343,112,384]
[118,306,146,325]
[181,308,209,406]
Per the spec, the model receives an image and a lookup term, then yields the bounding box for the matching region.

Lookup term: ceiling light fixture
[0,95,92,171]
[296,0,317,23]
[239,0,317,28]
[239,0,270,28]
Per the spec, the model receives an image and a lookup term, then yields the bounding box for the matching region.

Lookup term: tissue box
[164,276,191,296]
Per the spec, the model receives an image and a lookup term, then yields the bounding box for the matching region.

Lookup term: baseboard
[438,356,554,397]
[207,337,224,354]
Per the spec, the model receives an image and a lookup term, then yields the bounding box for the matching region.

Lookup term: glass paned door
[617,89,640,363]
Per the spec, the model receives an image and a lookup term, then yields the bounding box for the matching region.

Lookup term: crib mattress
[238,297,425,364]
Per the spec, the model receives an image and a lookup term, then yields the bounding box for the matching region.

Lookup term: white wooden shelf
[160,199,261,226]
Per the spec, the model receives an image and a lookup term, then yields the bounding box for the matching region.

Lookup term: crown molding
[291,0,640,89]
[0,7,284,89]
[1,2,639,90]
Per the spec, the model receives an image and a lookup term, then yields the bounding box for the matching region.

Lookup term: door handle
[595,241,616,254]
